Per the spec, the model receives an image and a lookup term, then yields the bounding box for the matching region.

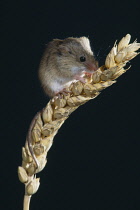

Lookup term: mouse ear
[52,39,71,55]
[58,44,70,55]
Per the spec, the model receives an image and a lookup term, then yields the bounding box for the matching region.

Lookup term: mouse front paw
[74,75,86,83]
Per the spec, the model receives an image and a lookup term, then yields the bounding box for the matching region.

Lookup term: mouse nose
[85,62,98,71]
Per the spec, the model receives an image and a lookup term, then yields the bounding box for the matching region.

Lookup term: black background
[1,1,140,209]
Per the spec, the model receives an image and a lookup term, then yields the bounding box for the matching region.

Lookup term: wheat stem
[23,195,31,210]
[17,34,140,210]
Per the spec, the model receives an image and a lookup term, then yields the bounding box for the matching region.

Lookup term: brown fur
[39,37,98,97]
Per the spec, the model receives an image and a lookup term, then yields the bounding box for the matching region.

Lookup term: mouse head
[52,37,98,77]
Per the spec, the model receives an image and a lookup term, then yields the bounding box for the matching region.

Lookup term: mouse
[38,36,98,97]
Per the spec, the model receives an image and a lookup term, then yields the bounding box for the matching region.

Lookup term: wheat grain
[18,34,140,210]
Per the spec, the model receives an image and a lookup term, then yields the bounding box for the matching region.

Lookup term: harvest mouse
[28,37,98,168]
[39,37,98,97]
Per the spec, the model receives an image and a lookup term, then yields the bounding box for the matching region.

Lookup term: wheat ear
[18,34,140,210]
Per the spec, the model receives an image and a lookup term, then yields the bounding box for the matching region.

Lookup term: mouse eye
[80,56,86,62]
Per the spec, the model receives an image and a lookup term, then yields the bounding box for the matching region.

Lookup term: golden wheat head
[18,34,140,210]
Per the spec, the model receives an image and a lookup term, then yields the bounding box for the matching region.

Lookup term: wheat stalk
[18,34,140,210]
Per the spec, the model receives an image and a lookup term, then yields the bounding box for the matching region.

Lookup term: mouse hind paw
[54,88,71,99]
